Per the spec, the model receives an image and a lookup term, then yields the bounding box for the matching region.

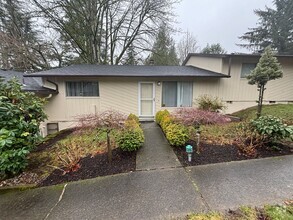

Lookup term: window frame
[240,63,257,78]
[65,81,100,97]
[161,81,193,107]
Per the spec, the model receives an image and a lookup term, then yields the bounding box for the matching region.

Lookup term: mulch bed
[39,148,136,187]
[34,128,75,152]
[173,140,293,167]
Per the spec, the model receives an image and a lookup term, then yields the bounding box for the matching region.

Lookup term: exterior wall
[43,77,164,135]
[41,55,293,135]
[190,56,293,113]
[185,56,224,73]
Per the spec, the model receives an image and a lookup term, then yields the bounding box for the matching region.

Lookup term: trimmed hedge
[155,110,189,147]
[117,114,144,152]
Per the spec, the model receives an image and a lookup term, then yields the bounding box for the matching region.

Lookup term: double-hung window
[162,81,193,107]
[241,63,257,78]
[66,81,99,97]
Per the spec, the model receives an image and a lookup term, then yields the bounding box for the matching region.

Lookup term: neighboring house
[22,53,293,136]
[0,69,56,95]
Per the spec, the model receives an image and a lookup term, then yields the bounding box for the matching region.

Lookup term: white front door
[139,82,155,117]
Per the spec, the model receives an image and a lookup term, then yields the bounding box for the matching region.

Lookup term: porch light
[186,145,193,162]
[157,81,161,86]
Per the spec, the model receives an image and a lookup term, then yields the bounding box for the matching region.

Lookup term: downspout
[228,55,232,76]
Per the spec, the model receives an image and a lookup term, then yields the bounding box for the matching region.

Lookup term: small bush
[196,94,226,112]
[124,119,140,129]
[172,108,231,126]
[116,115,144,152]
[165,123,189,146]
[55,138,87,173]
[127,113,139,124]
[117,127,144,151]
[160,115,174,133]
[155,110,170,124]
[250,115,293,142]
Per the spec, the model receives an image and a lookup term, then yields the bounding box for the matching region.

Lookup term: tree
[247,47,283,117]
[239,0,293,54]
[177,30,198,64]
[0,0,72,71]
[0,78,46,178]
[31,0,179,65]
[201,43,226,54]
[123,44,138,65]
[147,24,179,65]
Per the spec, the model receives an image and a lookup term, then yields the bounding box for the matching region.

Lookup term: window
[162,82,193,107]
[66,81,99,97]
[241,63,257,78]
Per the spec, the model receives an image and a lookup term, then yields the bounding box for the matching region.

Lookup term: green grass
[187,212,223,220]
[186,204,293,220]
[232,104,293,125]
[264,205,293,220]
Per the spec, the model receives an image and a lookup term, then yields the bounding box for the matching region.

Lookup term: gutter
[46,79,59,93]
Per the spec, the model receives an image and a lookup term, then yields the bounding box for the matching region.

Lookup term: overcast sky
[174,0,274,53]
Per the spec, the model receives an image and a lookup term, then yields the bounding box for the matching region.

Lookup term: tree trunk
[257,85,265,118]
[107,130,112,164]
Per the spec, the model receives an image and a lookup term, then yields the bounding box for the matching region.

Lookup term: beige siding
[185,56,223,73]
[189,56,293,113]
[42,56,293,135]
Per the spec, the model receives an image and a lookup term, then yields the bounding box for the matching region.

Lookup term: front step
[139,116,155,122]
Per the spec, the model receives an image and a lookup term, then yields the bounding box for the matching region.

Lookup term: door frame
[138,82,155,117]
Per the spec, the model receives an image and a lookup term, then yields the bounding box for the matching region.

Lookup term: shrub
[127,113,140,124]
[55,138,86,174]
[165,123,189,146]
[155,110,170,124]
[116,127,144,151]
[250,115,293,143]
[116,114,144,152]
[172,108,231,126]
[160,115,174,133]
[196,94,226,112]
[0,79,46,178]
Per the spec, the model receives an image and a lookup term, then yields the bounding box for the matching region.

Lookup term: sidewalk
[136,122,181,170]
[1,156,292,219]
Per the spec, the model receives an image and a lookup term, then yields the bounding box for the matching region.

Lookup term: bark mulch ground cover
[173,140,293,167]
[39,148,136,187]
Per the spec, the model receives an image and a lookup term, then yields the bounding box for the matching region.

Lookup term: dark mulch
[173,140,293,167]
[34,128,75,152]
[39,148,136,187]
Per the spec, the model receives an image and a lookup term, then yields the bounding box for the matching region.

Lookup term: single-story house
[19,53,293,135]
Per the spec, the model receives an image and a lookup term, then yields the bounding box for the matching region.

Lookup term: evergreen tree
[201,43,226,54]
[0,0,37,70]
[148,25,179,65]
[247,46,283,117]
[123,44,138,65]
[239,0,293,54]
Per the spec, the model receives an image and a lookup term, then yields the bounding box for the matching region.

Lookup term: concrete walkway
[136,122,181,170]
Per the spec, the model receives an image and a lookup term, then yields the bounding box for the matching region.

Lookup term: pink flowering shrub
[172,108,231,126]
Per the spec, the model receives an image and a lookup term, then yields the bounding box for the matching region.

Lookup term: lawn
[232,104,293,124]
[187,204,293,220]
